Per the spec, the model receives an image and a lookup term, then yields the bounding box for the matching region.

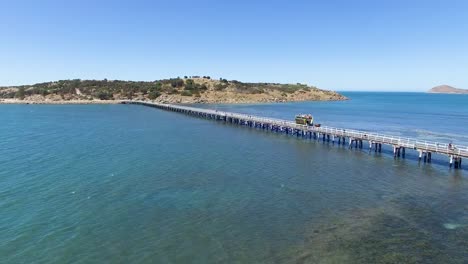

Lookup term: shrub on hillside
[15,87,25,100]
[181,90,192,96]
[96,91,113,100]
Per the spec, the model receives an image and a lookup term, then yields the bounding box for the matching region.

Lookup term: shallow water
[1,93,467,263]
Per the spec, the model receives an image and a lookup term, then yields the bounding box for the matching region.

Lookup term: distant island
[0,77,347,104]
[428,85,468,94]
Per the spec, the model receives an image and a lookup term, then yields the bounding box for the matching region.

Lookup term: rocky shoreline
[150,89,347,104]
[0,91,347,105]
[0,97,347,105]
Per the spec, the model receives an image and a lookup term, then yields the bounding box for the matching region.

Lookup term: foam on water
[443,223,462,230]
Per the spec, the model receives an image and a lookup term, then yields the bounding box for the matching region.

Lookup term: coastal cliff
[428,85,468,94]
[0,77,347,104]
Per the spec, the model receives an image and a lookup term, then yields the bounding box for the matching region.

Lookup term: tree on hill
[170,78,184,88]
[153,82,162,91]
[96,91,113,100]
[147,83,162,99]
[15,87,25,100]
[185,79,195,90]
[148,90,161,99]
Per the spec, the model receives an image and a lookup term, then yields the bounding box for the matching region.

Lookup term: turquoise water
[198,92,468,145]
[1,93,467,263]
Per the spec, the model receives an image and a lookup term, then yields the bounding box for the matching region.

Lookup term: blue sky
[1,0,467,91]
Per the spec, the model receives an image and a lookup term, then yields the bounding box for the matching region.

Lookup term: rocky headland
[0,77,347,104]
[428,85,468,94]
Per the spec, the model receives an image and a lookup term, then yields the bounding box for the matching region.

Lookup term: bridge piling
[123,100,467,169]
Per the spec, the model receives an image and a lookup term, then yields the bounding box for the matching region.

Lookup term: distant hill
[428,85,468,94]
[0,77,347,104]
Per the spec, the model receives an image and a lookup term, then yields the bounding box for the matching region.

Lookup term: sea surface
[1,92,467,263]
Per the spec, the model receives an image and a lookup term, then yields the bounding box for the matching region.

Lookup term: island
[0,77,347,104]
[428,85,468,94]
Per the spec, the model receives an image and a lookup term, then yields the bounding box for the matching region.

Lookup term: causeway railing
[126,101,468,157]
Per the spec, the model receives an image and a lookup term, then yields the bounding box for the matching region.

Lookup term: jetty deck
[122,100,467,169]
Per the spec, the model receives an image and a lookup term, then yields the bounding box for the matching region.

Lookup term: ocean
[1,92,467,263]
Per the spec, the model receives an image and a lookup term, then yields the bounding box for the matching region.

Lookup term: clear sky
[1,0,467,91]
